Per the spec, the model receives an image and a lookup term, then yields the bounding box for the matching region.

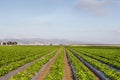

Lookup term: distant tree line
[0,41,18,45]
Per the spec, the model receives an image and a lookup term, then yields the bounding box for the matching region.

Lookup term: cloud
[75,0,120,16]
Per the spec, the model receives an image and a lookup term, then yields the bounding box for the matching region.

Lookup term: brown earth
[36,48,62,80]
[96,77,100,80]
[63,50,73,80]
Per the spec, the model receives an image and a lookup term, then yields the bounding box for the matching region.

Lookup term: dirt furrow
[0,50,56,80]
[63,50,73,80]
[32,48,62,80]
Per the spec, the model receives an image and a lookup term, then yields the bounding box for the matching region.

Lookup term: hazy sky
[0,0,120,44]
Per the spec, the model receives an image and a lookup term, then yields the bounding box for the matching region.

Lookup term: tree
[14,42,18,45]
[3,42,7,45]
[6,41,18,45]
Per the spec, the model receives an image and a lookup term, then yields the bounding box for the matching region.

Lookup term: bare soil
[63,50,73,80]
[36,48,62,80]
[96,77,100,80]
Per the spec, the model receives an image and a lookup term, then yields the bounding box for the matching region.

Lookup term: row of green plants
[10,48,59,80]
[76,49,120,70]
[72,47,120,63]
[45,49,64,80]
[0,46,55,67]
[70,48,120,80]
[67,49,96,80]
[0,46,46,61]
[0,46,58,77]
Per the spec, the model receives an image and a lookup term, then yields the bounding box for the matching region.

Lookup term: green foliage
[10,48,58,80]
[0,46,58,77]
[45,49,64,80]
[67,50,96,80]
[69,47,120,80]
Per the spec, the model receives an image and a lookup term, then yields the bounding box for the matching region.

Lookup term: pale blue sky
[0,0,120,44]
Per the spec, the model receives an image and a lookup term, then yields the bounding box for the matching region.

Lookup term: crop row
[66,49,96,80]
[72,47,120,63]
[10,48,58,80]
[69,48,120,80]
[72,48,120,70]
[0,46,53,61]
[0,46,58,77]
[45,49,64,80]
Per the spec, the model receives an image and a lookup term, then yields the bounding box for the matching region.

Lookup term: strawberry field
[0,46,120,80]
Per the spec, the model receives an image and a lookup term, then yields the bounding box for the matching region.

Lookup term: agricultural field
[0,46,120,80]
